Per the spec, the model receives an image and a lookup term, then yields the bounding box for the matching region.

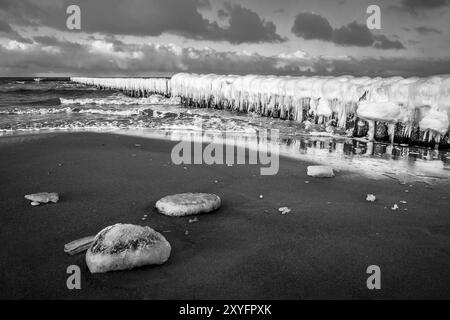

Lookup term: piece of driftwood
[64,235,96,255]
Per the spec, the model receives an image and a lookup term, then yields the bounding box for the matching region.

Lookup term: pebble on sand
[307,165,335,178]
[30,201,40,206]
[391,204,399,210]
[366,194,376,202]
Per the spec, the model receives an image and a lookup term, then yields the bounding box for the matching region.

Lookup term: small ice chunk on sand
[30,201,40,206]
[259,194,264,199]
[25,192,59,204]
[188,217,199,224]
[366,194,376,202]
[400,200,407,204]
[278,207,291,215]
[391,204,399,210]
[307,165,335,178]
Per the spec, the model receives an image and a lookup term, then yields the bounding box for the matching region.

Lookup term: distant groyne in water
[71,74,450,148]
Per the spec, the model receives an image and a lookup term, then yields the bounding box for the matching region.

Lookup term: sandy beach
[0,132,449,299]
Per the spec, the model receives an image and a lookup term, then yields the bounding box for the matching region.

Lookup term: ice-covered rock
[156,193,221,216]
[307,165,335,178]
[24,192,59,204]
[85,224,171,273]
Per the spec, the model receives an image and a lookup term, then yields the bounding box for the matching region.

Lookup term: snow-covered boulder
[86,224,171,273]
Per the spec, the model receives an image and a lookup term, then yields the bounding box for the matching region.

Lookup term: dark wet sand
[0,132,449,299]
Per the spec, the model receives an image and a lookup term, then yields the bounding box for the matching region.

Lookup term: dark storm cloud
[291,12,333,41]
[0,19,33,43]
[194,0,212,10]
[32,36,65,46]
[408,39,421,45]
[324,56,450,77]
[415,26,442,35]
[333,21,373,47]
[390,0,450,16]
[217,2,285,43]
[373,35,405,50]
[0,20,13,32]
[77,0,216,38]
[217,9,229,19]
[1,37,447,77]
[401,0,450,12]
[0,0,283,44]
[291,13,404,50]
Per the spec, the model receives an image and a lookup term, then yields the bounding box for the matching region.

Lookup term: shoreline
[0,132,449,299]
[1,128,449,185]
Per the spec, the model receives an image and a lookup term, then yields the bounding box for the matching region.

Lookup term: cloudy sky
[0,0,449,77]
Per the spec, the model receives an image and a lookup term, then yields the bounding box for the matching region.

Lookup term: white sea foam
[60,94,180,106]
[0,106,146,116]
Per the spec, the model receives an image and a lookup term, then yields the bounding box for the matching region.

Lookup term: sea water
[0,78,448,183]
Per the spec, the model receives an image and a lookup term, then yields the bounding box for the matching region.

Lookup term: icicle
[387,123,396,144]
[367,120,376,141]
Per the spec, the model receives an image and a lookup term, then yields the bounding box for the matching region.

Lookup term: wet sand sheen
[0,132,449,299]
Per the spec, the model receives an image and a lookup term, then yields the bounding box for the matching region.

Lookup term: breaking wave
[60,94,180,106]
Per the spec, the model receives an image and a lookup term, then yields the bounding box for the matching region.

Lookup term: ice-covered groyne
[71,77,170,97]
[71,74,450,146]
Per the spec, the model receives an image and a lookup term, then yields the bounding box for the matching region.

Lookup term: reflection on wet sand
[0,128,448,184]
[115,128,450,185]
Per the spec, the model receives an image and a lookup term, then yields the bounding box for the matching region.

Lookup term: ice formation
[71,73,450,145]
[72,77,170,97]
